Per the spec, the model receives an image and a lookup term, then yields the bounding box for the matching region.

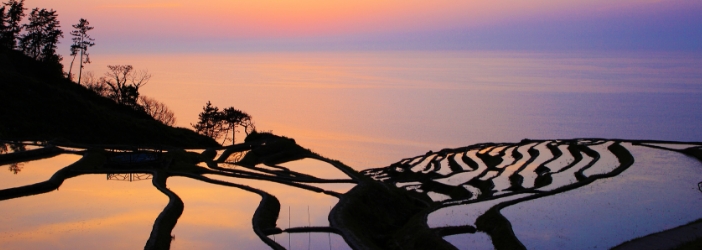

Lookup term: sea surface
[2,50,702,249]
[84,50,702,170]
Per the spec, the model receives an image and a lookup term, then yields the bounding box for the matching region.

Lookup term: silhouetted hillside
[0,49,219,148]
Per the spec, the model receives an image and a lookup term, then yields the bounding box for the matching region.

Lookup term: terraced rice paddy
[0,136,358,250]
[0,174,167,249]
[363,139,702,249]
[0,137,700,249]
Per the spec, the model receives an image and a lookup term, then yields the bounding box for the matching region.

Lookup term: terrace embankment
[331,179,456,249]
[359,139,640,250]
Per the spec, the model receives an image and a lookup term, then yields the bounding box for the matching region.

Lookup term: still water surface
[501,144,702,249]
[0,173,167,249]
[428,143,702,249]
[0,154,80,190]
[84,50,702,169]
[2,51,702,249]
[0,153,355,249]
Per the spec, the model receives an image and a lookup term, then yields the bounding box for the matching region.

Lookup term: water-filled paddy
[0,144,358,249]
[428,194,531,228]
[2,50,702,249]
[270,232,351,250]
[0,154,81,190]
[374,139,702,249]
[277,158,352,180]
[502,144,702,249]
[0,173,166,249]
[443,232,494,250]
[167,177,268,250]
[204,174,341,229]
[1,137,701,249]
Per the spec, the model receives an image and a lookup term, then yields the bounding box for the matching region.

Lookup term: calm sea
[85,50,702,169]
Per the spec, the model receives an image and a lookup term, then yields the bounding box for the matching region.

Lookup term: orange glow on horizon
[31,0,690,39]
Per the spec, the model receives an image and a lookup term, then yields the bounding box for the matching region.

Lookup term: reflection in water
[270,232,351,250]
[502,144,702,249]
[220,150,247,163]
[220,175,340,228]
[1,142,28,175]
[0,154,82,190]
[0,137,359,249]
[277,158,353,181]
[443,232,494,250]
[8,163,23,174]
[107,173,153,182]
[427,194,531,229]
[303,182,355,194]
[0,138,700,249]
[83,51,702,169]
[366,139,702,249]
[0,174,167,249]
[167,177,269,250]
[0,141,26,154]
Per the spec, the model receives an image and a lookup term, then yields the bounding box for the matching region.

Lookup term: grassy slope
[0,49,219,148]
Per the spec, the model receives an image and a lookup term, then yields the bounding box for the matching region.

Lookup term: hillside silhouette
[0,48,219,147]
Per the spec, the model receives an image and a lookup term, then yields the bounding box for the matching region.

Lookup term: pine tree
[0,6,7,48]
[68,18,94,83]
[19,8,62,62]
[191,101,253,144]
[192,101,223,140]
[0,0,25,50]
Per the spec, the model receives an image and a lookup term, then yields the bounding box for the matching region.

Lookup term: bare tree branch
[139,96,176,126]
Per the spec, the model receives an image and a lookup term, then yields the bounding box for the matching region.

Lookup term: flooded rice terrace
[1,138,701,249]
[3,50,702,249]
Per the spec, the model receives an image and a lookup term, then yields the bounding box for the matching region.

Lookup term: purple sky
[21,0,702,53]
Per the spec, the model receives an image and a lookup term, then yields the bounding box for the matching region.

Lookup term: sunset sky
[26,0,702,53]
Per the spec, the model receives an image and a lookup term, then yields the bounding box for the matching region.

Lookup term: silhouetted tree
[80,71,110,96]
[192,101,223,140]
[192,101,253,144]
[101,65,151,110]
[0,6,6,47]
[19,8,62,63]
[241,117,256,136]
[82,69,175,125]
[138,96,176,126]
[0,0,25,50]
[68,18,94,83]
[220,107,252,144]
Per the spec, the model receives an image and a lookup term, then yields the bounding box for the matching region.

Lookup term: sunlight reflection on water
[85,51,702,170]
[203,174,340,228]
[501,144,702,249]
[6,50,696,249]
[0,154,81,190]
[168,176,269,250]
[0,173,166,249]
[271,232,351,250]
[277,158,354,180]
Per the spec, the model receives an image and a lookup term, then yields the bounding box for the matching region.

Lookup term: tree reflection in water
[0,137,700,250]
[8,163,23,174]
[0,134,357,250]
[107,173,153,182]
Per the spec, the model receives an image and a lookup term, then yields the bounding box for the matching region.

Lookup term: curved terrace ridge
[0,137,700,249]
